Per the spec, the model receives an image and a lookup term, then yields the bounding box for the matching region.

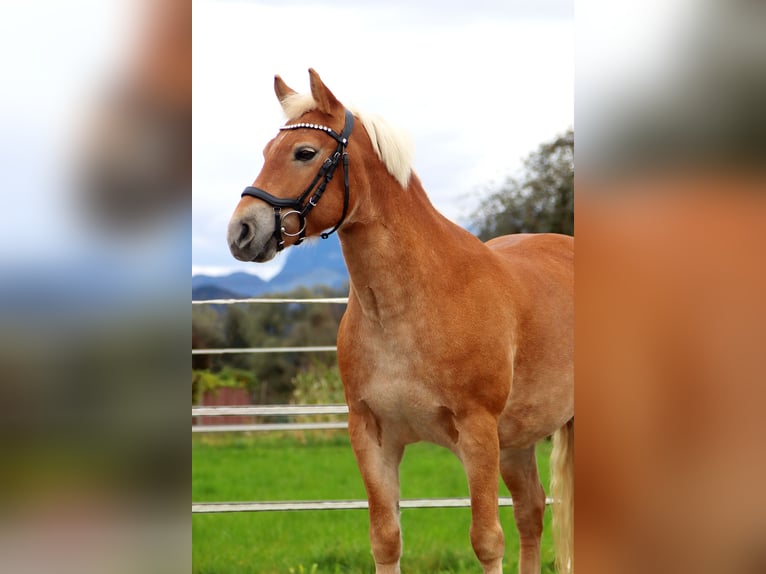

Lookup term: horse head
[228,69,356,262]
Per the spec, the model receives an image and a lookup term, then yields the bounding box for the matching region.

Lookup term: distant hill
[191,271,267,298]
[190,284,244,301]
[192,235,348,300]
[270,235,348,292]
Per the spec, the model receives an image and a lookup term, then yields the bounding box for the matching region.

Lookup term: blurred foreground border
[576,1,766,572]
[0,1,190,573]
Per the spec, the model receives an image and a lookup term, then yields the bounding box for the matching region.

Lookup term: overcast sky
[0,1,693,283]
[192,0,574,278]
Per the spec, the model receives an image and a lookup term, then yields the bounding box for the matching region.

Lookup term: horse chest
[342,329,461,445]
[359,373,456,447]
[360,345,430,415]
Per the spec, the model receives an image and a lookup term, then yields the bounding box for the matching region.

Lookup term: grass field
[193,432,555,573]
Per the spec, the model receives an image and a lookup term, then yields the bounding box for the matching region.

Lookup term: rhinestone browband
[279,122,348,144]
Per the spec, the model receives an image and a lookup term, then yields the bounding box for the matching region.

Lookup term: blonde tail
[550,418,574,573]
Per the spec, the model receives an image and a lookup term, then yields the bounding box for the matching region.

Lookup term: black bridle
[241,108,354,251]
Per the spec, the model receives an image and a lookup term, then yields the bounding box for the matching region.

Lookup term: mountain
[190,284,244,301]
[192,235,348,299]
[191,271,267,298]
[269,236,348,292]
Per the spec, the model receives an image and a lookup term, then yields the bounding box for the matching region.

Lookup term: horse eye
[294,147,317,162]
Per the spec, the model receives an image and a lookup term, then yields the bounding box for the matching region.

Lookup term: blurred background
[577,0,766,572]
[0,1,189,573]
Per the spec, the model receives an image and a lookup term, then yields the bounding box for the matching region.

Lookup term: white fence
[192,345,338,355]
[192,404,349,433]
[194,497,555,513]
[191,296,548,513]
[192,297,349,305]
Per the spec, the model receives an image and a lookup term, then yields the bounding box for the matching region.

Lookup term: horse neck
[338,172,482,321]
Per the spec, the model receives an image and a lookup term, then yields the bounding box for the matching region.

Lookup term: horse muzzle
[227,203,279,262]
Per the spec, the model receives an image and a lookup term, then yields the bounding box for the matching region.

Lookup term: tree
[469,128,573,240]
[192,305,225,370]
[192,284,349,404]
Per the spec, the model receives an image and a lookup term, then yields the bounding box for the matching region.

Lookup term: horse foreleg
[459,414,505,574]
[348,408,404,574]
[500,445,546,574]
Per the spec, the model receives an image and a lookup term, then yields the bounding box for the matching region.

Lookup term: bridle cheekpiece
[241,108,354,251]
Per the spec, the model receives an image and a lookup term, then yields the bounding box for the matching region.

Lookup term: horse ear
[308,68,342,115]
[274,75,296,104]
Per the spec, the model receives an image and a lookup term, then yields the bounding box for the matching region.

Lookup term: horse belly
[497,369,574,449]
[489,236,574,448]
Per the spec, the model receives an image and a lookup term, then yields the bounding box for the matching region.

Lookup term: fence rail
[193,422,348,433]
[192,405,349,433]
[192,346,337,355]
[193,497,555,514]
[192,297,348,305]
[193,405,349,416]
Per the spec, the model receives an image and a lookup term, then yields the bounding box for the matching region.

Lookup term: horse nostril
[238,223,250,243]
[230,220,256,249]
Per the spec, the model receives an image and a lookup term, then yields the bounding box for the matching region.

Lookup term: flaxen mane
[280,92,413,188]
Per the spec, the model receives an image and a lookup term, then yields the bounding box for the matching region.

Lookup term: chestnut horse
[228,69,573,574]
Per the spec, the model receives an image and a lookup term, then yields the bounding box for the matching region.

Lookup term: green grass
[193,432,555,573]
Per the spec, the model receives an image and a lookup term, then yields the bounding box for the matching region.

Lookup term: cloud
[193,0,574,270]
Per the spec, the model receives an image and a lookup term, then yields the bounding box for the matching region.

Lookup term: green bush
[291,361,345,405]
[192,367,258,404]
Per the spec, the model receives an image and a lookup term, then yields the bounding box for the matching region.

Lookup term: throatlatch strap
[321,152,350,239]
